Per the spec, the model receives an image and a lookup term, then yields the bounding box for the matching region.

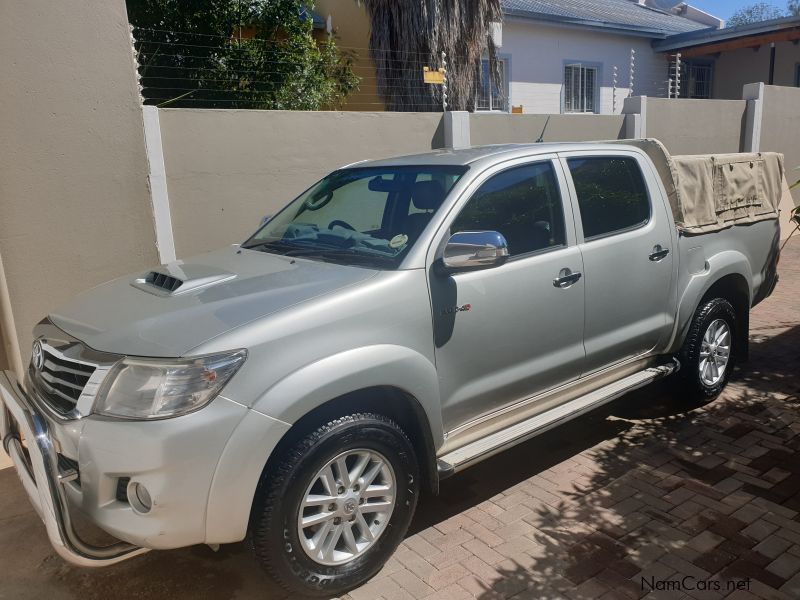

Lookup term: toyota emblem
[32,340,44,371]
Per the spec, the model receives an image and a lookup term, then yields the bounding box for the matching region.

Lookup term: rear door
[559,151,675,375]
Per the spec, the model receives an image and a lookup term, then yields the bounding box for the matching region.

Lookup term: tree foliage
[127,0,359,109]
[727,1,796,27]
[360,0,503,112]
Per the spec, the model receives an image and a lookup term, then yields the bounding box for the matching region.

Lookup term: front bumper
[1,367,254,564]
[0,370,148,566]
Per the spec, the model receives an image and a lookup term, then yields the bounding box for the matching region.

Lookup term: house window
[680,62,713,99]
[476,58,508,112]
[564,64,598,113]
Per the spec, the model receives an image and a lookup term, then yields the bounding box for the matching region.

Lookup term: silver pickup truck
[0,140,785,596]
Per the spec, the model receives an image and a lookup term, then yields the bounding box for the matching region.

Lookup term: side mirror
[442,231,509,270]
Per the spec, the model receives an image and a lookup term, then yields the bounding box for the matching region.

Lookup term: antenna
[536,115,550,143]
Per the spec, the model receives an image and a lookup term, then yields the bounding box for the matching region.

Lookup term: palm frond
[361,0,502,111]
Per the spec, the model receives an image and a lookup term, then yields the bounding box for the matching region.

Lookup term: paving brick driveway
[1,239,798,600]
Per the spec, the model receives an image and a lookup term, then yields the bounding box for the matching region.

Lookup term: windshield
[242,165,468,269]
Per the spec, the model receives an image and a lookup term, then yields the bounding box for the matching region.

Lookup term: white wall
[500,20,671,114]
[0,0,158,368]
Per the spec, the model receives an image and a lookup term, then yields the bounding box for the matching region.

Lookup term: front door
[560,152,676,375]
[431,158,586,432]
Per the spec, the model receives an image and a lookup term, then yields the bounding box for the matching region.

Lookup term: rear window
[567,157,650,240]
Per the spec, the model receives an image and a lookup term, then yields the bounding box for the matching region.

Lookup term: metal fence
[132,26,453,111]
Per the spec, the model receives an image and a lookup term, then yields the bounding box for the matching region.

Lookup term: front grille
[32,347,96,415]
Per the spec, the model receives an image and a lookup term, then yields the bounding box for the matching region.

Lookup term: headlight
[93,350,247,419]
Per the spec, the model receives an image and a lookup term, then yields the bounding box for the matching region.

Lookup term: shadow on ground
[469,322,800,599]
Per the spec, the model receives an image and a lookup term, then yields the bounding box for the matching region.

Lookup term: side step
[438,360,679,477]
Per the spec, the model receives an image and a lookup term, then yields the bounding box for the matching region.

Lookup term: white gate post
[444,111,471,149]
[622,96,647,139]
[743,82,764,153]
[142,106,177,264]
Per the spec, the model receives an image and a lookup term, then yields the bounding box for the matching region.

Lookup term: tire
[250,413,420,597]
[676,297,737,403]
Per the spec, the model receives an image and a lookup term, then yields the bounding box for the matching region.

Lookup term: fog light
[127,481,153,514]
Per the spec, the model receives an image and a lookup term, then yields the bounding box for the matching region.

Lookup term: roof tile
[502,0,709,36]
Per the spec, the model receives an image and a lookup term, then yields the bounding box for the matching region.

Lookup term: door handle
[649,245,670,262]
[553,269,582,288]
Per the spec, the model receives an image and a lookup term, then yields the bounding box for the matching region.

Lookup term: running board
[437,360,679,477]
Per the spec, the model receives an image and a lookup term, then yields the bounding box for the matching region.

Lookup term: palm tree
[361,0,502,111]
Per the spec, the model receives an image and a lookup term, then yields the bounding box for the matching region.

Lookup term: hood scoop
[131,264,236,297]
[144,271,183,292]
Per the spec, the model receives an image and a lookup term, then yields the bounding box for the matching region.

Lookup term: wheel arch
[259,385,440,499]
[672,268,751,360]
[697,273,750,361]
[204,346,443,545]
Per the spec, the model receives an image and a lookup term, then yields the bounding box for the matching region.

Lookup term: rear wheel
[676,297,737,402]
[250,413,419,597]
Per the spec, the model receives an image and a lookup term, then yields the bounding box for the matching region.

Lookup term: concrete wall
[645,98,747,155]
[159,110,445,257]
[761,85,800,234]
[711,42,800,100]
[470,114,626,145]
[0,0,158,366]
[503,20,670,115]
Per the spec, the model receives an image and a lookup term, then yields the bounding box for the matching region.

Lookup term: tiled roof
[502,0,709,36]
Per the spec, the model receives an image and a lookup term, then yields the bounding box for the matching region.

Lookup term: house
[653,15,800,99]
[496,0,720,114]
[315,0,722,114]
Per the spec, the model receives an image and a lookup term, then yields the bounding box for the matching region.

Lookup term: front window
[242,166,468,268]
[476,58,508,112]
[564,64,598,113]
[452,161,566,257]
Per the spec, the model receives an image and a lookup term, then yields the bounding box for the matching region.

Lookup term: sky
[687,0,787,20]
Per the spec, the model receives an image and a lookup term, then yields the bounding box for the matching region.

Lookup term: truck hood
[49,246,378,357]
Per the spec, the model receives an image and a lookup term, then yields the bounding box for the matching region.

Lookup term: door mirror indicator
[442,231,509,271]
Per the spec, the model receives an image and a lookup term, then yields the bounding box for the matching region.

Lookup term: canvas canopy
[606,138,789,234]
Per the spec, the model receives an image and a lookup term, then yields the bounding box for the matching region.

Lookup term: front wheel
[676,297,737,403]
[250,413,420,597]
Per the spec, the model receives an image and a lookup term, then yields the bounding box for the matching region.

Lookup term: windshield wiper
[243,241,397,268]
[241,240,305,255]
[286,247,397,268]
